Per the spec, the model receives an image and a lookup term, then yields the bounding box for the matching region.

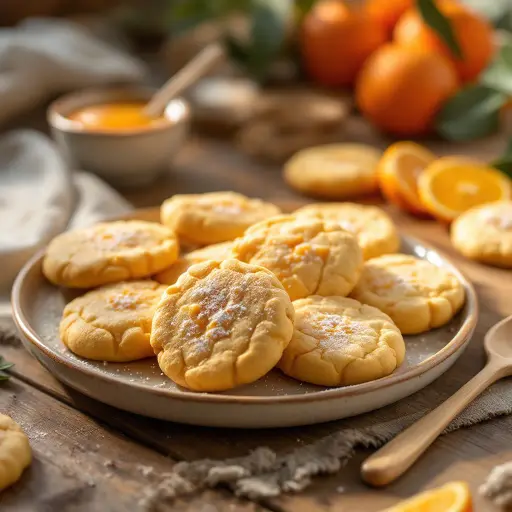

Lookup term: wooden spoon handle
[361,361,506,487]
[145,43,225,118]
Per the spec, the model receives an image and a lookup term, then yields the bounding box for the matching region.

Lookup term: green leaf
[482,43,512,96]
[496,10,512,32]
[417,0,463,59]
[436,84,508,141]
[246,0,293,79]
[492,138,512,180]
[0,356,13,381]
[295,0,317,19]
[168,0,251,34]
[224,33,252,68]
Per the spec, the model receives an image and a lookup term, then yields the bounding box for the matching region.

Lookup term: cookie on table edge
[0,413,32,491]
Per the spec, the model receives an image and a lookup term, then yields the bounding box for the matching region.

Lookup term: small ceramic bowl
[48,87,190,187]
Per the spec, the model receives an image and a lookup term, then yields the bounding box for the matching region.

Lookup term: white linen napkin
[0,17,146,125]
[0,130,132,311]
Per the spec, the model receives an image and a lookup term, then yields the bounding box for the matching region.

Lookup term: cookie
[155,242,234,285]
[231,215,363,301]
[0,413,32,491]
[351,254,465,334]
[151,259,294,392]
[295,202,400,260]
[160,191,281,245]
[43,221,179,288]
[279,296,405,386]
[60,280,166,362]
[283,143,382,199]
[451,200,512,268]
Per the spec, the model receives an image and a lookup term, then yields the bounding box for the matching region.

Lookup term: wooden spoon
[144,42,225,118]
[361,315,512,487]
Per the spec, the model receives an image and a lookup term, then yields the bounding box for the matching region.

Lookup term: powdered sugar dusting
[181,280,250,356]
[309,313,373,351]
[108,292,143,311]
[92,227,152,251]
[370,270,417,294]
[197,199,243,216]
[270,242,324,270]
[481,206,512,230]
[212,204,243,215]
[338,219,356,233]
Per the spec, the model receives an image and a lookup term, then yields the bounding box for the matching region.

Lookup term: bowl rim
[11,207,479,406]
[47,86,190,137]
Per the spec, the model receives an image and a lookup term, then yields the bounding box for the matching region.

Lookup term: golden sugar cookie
[155,242,234,285]
[231,215,363,301]
[0,414,32,491]
[151,259,294,392]
[295,202,400,260]
[43,221,179,288]
[160,191,281,245]
[283,143,382,199]
[351,254,465,334]
[451,201,512,268]
[279,296,405,386]
[60,281,166,362]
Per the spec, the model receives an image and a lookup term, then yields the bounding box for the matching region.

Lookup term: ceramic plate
[12,208,478,428]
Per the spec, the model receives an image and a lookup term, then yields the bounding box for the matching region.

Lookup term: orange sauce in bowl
[67,102,168,131]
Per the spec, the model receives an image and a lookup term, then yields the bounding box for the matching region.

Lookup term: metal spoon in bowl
[361,315,512,487]
[144,43,225,119]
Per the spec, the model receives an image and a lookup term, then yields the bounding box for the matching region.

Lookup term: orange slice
[418,157,512,222]
[382,481,472,512]
[377,141,435,216]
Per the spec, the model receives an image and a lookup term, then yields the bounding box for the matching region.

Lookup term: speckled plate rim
[11,207,478,405]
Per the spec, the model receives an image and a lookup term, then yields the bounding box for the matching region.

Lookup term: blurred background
[1,0,511,196]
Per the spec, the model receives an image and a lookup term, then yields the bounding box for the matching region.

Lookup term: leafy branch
[0,356,13,381]
[417,0,462,58]
[169,0,297,82]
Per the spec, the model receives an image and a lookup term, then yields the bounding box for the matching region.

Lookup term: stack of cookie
[43,192,465,393]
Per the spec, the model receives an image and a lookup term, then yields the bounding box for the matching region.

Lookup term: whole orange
[394,3,494,82]
[301,0,387,87]
[356,43,459,136]
[365,0,413,37]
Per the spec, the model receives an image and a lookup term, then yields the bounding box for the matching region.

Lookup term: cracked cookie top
[160,191,281,245]
[278,296,405,386]
[294,202,400,260]
[150,259,294,392]
[231,215,363,301]
[60,280,166,362]
[350,254,465,334]
[43,221,179,288]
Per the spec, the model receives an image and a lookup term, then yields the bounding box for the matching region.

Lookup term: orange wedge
[377,141,435,216]
[382,481,472,512]
[418,157,512,222]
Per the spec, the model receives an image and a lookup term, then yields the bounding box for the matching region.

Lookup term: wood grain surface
[3,126,512,511]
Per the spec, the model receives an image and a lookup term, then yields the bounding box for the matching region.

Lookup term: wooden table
[2,128,512,511]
